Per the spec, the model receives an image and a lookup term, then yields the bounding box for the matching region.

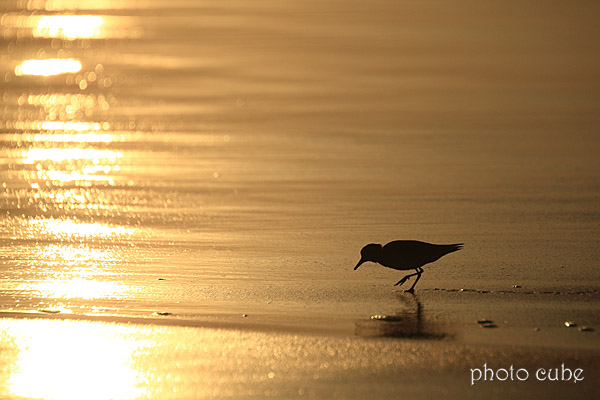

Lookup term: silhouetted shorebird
[354,240,463,292]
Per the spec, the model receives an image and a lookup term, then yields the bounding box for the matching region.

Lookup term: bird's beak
[354,258,365,270]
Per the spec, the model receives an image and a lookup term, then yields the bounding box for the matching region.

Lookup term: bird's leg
[405,267,424,293]
[394,269,420,287]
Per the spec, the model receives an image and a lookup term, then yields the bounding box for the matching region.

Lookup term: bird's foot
[404,288,415,294]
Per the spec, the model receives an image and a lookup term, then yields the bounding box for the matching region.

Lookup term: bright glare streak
[35,15,104,39]
[22,148,122,164]
[10,121,111,132]
[37,243,119,266]
[43,170,115,183]
[3,319,146,400]
[33,278,128,300]
[31,133,114,143]
[24,218,135,240]
[41,121,103,132]
[15,59,82,76]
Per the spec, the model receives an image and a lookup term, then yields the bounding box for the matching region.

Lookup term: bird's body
[354,240,463,292]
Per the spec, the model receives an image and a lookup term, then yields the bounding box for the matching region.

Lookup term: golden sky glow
[15,59,82,76]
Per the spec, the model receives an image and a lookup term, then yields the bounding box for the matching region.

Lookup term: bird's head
[354,243,383,270]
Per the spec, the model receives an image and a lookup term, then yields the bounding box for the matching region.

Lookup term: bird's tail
[444,243,463,254]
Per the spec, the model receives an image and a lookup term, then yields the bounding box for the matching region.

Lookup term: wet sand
[1,288,599,399]
[3,284,599,343]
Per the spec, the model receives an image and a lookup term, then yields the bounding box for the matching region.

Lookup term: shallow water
[1,0,600,323]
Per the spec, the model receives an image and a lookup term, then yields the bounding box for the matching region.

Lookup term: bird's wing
[383,240,432,253]
[382,240,461,267]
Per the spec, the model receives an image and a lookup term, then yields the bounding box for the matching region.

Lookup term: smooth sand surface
[1,289,598,399]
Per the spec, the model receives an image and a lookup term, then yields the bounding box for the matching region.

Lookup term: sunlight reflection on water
[1,319,148,400]
[15,58,82,76]
[5,218,139,307]
[0,12,140,39]
[28,278,131,300]
[34,15,104,39]
[22,148,122,164]
[22,218,135,240]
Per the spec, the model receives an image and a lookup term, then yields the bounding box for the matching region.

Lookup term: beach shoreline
[1,286,598,349]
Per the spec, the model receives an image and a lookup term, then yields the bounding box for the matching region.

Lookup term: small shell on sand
[564,321,577,327]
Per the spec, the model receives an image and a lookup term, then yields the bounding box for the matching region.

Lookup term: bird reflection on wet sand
[354,240,463,292]
[355,294,446,339]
